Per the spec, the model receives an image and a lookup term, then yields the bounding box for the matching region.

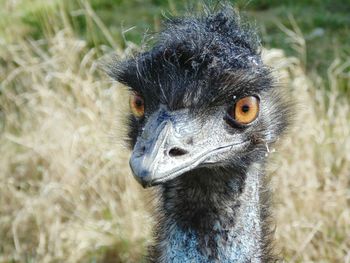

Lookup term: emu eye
[129,93,145,118]
[229,96,259,125]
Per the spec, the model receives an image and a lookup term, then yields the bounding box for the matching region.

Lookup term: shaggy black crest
[111,8,271,114]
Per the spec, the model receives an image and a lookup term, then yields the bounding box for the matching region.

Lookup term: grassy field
[0,0,349,262]
[2,0,349,84]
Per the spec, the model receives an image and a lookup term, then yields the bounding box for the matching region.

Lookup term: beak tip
[130,164,153,188]
[138,170,152,188]
[140,180,151,188]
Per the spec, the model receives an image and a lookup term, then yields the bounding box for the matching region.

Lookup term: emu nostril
[168,147,188,157]
[140,146,146,154]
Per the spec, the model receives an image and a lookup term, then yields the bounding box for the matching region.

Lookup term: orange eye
[230,96,259,125]
[129,93,145,118]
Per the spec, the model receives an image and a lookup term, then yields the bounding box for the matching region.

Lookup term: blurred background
[0,0,349,262]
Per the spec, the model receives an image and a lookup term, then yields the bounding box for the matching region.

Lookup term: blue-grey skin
[130,106,250,187]
[160,165,262,263]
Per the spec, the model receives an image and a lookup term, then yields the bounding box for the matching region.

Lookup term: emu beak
[129,107,246,188]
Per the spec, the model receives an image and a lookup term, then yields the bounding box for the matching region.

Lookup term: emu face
[111,11,288,187]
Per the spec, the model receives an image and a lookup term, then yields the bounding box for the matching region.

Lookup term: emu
[110,5,290,263]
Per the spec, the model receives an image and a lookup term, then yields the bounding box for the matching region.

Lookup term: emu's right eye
[129,93,145,118]
[233,96,259,124]
[225,96,260,126]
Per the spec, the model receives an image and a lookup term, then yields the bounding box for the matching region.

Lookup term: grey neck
[150,163,268,263]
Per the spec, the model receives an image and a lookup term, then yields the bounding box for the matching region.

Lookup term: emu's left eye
[130,93,145,118]
[228,96,259,125]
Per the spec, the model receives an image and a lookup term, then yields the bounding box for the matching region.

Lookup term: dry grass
[263,50,350,262]
[0,29,151,262]
[0,4,349,263]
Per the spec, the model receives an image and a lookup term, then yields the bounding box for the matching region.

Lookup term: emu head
[110,10,289,187]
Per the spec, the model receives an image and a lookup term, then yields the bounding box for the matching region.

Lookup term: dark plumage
[109,3,291,263]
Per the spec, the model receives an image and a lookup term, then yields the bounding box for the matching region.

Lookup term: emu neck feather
[154,164,263,263]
